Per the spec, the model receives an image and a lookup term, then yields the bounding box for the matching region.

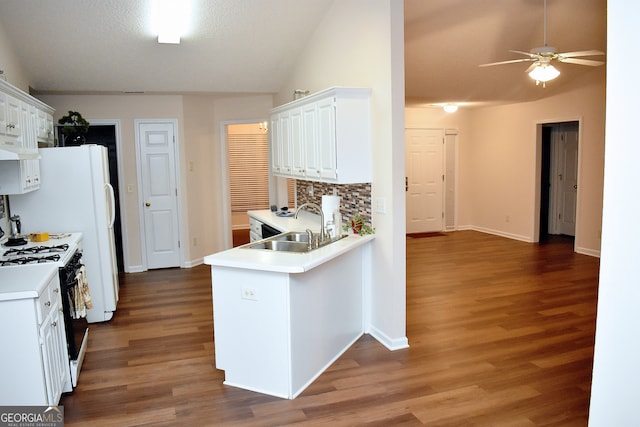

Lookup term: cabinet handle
[53,288,59,293]
[51,321,57,327]
[45,301,51,307]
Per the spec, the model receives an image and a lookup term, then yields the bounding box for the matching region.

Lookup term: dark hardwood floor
[60,231,599,426]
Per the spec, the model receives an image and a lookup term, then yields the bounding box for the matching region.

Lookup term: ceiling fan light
[528,64,560,82]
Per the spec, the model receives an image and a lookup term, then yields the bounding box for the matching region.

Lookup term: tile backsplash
[295,180,372,229]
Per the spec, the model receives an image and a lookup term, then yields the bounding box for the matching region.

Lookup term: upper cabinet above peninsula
[270,87,371,184]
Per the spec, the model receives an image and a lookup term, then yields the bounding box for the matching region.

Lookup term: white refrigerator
[11,145,119,323]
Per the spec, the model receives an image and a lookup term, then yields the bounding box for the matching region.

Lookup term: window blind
[228,133,270,212]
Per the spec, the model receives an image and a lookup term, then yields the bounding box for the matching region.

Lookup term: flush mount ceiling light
[443,103,458,113]
[152,0,192,44]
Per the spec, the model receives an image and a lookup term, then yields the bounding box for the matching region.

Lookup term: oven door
[59,251,89,387]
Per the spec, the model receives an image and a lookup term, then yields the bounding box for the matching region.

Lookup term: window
[227,124,270,213]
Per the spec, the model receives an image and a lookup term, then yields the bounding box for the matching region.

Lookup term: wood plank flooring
[60,231,599,426]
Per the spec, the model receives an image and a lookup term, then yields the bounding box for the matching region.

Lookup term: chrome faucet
[294,202,326,245]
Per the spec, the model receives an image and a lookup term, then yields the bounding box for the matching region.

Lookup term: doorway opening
[224,122,295,247]
[538,121,579,245]
[58,122,125,272]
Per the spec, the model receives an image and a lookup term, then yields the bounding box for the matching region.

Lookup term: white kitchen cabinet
[37,108,55,145]
[270,87,371,184]
[0,92,22,149]
[0,265,72,405]
[270,114,281,174]
[289,107,305,177]
[0,79,54,192]
[249,215,263,242]
[302,102,320,179]
[279,110,292,175]
[0,158,40,193]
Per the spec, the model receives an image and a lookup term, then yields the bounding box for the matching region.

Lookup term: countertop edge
[204,234,374,274]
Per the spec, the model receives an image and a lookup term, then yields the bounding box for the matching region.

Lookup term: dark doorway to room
[59,125,125,272]
[539,121,579,246]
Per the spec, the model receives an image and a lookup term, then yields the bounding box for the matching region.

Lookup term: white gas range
[0,232,88,399]
[0,233,81,266]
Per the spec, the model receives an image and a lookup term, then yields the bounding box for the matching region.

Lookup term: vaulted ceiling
[0,0,606,106]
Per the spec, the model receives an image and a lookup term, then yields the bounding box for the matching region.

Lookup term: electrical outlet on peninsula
[241,287,258,301]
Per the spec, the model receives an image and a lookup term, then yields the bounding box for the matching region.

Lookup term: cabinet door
[1,94,21,148]
[39,302,66,405]
[6,95,21,138]
[303,102,320,178]
[316,97,338,180]
[36,108,54,142]
[290,107,305,177]
[270,114,281,174]
[279,111,292,175]
[20,101,37,151]
[0,92,7,137]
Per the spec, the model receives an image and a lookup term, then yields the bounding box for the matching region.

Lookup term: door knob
[145,202,151,207]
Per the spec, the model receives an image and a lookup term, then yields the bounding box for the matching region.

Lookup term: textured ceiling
[0,0,334,94]
[0,0,606,105]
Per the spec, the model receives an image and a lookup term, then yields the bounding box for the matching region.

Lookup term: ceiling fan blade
[509,50,537,58]
[479,58,535,67]
[559,57,606,66]
[559,50,605,58]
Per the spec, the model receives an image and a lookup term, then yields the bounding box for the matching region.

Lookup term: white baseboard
[368,325,409,351]
[184,258,204,268]
[576,246,600,258]
[126,264,145,273]
[469,226,533,243]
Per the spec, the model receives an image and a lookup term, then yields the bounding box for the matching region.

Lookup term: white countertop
[205,210,374,273]
[248,209,322,233]
[0,263,59,301]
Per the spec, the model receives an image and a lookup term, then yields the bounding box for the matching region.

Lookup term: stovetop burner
[0,233,81,268]
[3,244,69,257]
[0,254,61,266]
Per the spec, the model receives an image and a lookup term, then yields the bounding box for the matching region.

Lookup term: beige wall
[0,21,30,91]
[405,67,605,256]
[275,0,408,348]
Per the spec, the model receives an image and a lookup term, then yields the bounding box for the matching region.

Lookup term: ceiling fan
[479,0,605,86]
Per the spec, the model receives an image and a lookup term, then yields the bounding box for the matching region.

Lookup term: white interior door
[137,121,181,269]
[557,127,578,236]
[406,128,444,233]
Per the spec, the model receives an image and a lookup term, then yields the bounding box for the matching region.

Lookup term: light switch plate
[376,197,386,214]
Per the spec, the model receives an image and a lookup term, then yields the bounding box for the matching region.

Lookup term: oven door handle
[105,183,116,229]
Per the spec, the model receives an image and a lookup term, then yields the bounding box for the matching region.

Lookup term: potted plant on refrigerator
[58,110,90,144]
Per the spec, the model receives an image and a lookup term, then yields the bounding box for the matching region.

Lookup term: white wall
[589,1,640,424]
[275,0,408,348]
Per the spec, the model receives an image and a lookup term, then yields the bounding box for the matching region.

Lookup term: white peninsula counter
[204,212,373,399]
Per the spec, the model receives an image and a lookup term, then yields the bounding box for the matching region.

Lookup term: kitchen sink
[273,231,310,243]
[248,239,310,253]
[244,231,346,253]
